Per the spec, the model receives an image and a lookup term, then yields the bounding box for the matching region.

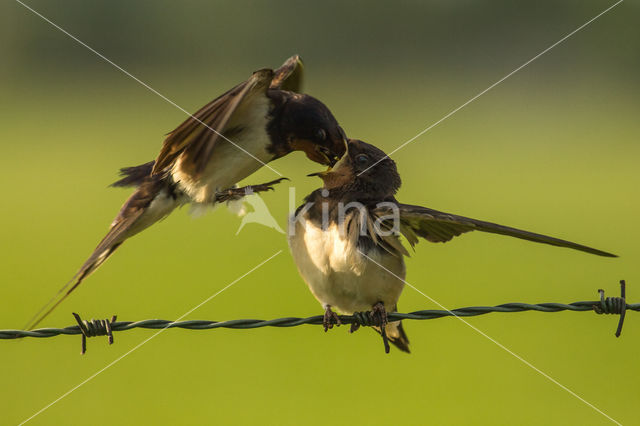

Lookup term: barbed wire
[1,281,633,353]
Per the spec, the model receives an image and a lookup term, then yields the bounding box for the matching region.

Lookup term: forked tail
[23,242,123,330]
[374,320,410,353]
[25,174,177,329]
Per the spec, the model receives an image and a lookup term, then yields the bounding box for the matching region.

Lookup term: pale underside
[170,94,273,204]
[288,216,406,314]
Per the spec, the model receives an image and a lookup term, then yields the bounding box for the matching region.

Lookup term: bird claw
[323,306,341,332]
[370,302,388,330]
[245,177,290,194]
[370,302,390,353]
[349,303,388,332]
[215,178,289,202]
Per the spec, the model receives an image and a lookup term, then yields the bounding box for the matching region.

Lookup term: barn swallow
[25,55,347,329]
[288,139,616,353]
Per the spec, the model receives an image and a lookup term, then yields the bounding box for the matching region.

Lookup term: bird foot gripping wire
[72,313,117,354]
[3,281,636,352]
[350,302,391,354]
[592,280,627,337]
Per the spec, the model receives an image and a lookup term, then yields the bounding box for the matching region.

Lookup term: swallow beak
[307,142,351,178]
[315,146,341,167]
[333,136,349,165]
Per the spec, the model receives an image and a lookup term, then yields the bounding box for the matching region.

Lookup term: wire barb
[592,280,627,337]
[347,305,390,353]
[72,313,117,354]
[350,311,375,327]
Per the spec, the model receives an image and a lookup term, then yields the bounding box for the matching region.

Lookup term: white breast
[171,95,274,204]
[288,215,406,314]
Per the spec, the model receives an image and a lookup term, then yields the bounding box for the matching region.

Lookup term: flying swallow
[288,139,616,353]
[26,55,347,329]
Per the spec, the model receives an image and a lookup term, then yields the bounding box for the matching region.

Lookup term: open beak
[307,170,328,177]
[308,140,351,178]
[315,146,340,167]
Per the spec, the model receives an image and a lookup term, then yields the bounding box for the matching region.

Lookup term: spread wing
[152,68,274,176]
[373,203,616,257]
[270,54,304,92]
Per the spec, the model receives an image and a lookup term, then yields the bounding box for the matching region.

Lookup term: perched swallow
[26,55,347,329]
[288,139,616,353]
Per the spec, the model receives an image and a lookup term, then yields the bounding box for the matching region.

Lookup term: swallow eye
[314,129,327,141]
[355,154,369,166]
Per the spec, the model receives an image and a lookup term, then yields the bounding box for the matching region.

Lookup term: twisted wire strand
[2,300,637,340]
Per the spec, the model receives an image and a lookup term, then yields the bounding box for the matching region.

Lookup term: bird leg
[370,302,390,354]
[214,177,289,203]
[370,302,388,330]
[323,305,341,332]
[347,303,390,352]
[348,303,389,331]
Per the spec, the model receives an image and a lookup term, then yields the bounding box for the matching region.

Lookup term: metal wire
[72,313,117,354]
[2,283,634,342]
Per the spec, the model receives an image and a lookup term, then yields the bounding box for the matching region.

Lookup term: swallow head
[279,94,347,166]
[309,139,401,197]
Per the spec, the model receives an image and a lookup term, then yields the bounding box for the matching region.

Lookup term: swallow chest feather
[288,218,405,313]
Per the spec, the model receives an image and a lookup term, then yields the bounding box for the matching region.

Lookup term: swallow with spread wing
[288,139,616,353]
[26,55,347,329]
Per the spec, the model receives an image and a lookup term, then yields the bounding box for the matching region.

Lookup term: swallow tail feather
[24,178,179,329]
[373,317,410,353]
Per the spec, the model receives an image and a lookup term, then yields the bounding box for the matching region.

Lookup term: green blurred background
[1,1,638,424]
